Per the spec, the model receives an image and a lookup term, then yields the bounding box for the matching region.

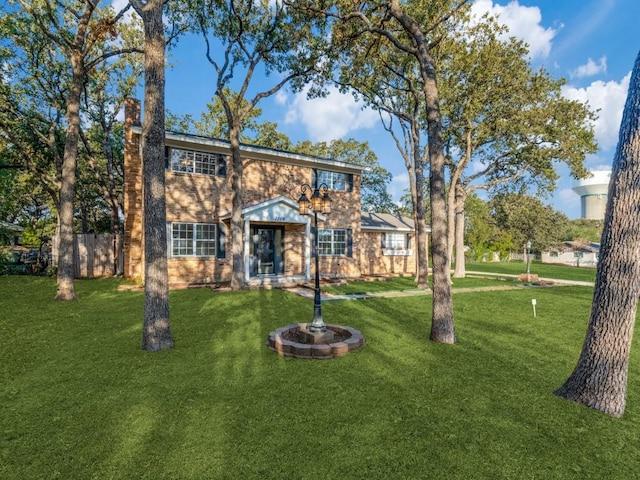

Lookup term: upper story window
[312,170,353,192]
[166,147,227,177]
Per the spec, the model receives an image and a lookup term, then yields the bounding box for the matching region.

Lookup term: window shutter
[216,223,226,259]
[347,174,354,192]
[164,146,170,170]
[311,225,317,257]
[311,169,318,188]
[347,229,353,257]
[406,234,412,249]
[166,223,172,258]
[381,233,386,249]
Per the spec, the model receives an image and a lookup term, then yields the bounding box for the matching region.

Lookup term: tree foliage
[294,138,396,213]
[436,17,597,277]
[488,193,569,253]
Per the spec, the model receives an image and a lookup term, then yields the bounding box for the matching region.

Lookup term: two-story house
[123,98,419,287]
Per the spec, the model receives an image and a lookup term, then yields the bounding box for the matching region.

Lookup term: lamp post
[298,180,331,333]
[526,240,532,277]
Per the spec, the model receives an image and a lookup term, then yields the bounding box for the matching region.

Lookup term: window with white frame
[318,228,347,256]
[171,223,218,257]
[314,170,349,191]
[168,147,227,177]
[383,232,409,249]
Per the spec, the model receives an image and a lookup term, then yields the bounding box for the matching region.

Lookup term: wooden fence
[53,234,123,279]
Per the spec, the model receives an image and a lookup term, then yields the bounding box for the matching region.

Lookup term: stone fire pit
[267,323,365,359]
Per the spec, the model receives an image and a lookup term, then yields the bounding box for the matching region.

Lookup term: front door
[250,226,284,276]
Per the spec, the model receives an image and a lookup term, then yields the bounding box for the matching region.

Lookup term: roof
[131,126,364,175]
[361,212,423,232]
[0,221,24,232]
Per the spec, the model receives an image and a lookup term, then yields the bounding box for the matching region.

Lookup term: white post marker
[531,298,537,318]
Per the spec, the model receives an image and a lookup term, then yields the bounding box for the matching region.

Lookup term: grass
[466,260,597,283]
[2,274,640,479]
[322,274,522,295]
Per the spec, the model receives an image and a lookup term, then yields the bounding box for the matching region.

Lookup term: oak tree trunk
[55,60,82,301]
[388,0,455,343]
[229,124,245,291]
[554,51,640,416]
[452,186,466,278]
[414,150,429,289]
[137,0,173,351]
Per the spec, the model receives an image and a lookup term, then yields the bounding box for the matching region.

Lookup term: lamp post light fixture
[526,240,532,277]
[298,181,331,333]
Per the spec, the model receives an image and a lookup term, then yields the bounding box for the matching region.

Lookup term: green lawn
[466,260,597,283]
[322,274,523,295]
[2,275,640,479]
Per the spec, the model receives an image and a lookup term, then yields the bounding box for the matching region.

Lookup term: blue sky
[138,0,639,219]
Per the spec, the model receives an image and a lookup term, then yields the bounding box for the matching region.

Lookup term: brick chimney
[123,98,143,281]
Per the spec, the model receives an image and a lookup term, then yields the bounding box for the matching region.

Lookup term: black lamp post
[298,180,331,333]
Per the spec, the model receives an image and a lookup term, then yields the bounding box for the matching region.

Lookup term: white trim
[133,125,364,174]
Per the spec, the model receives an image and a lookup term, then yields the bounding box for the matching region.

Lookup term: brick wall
[360,232,417,276]
[123,100,365,285]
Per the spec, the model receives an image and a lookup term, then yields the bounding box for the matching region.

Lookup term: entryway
[250,225,284,277]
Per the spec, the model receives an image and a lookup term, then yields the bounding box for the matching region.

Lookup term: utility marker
[532,298,537,318]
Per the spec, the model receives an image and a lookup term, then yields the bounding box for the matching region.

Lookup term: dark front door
[250,226,284,276]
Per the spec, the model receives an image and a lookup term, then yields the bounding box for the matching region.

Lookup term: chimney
[125,97,141,127]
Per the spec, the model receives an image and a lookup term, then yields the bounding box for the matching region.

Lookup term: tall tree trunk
[229,124,245,291]
[413,141,429,289]
[389,0,454,343]
[137,0,173,351]
[425,72,454,344]
[554,51,640,417]
[55,57,84,301]
[452,185,466,278]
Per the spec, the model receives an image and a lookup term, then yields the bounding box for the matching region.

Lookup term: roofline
[131,126,364,174]
[361,227,421,233]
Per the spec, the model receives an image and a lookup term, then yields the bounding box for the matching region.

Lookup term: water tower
[572,170,611,220]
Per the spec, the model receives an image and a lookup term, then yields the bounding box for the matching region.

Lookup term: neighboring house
[123,99,419,286]
[541,241,599,267]
[0,221,24,246]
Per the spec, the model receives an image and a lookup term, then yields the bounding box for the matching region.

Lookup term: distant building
[572,170,611,220]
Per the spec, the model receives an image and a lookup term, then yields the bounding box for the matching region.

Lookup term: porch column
[305,218,311,281]
[244,218,251,282]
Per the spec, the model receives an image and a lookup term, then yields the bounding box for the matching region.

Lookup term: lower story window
[319,228,347,256]
[172,223,218,257]
[384,232,409,249]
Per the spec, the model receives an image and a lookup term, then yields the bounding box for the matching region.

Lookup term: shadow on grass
[2,277,640,479]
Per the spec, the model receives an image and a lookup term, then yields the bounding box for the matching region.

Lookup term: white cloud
[274,90,288,106]
[562,72,631,151]
[388,172,410,202]
[572,57,607,78]
[284,86,378,142]
[111,0,136,23]
[471,0,556,59]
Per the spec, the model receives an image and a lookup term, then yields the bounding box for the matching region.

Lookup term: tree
[564,219,602,244]
[293,0,470,342]
[554,51,640,417]
[294,138,396,213]
[328,16,431,288]
[129,0,174,351]
[11,0,139,300]
[436,18,596,278]
[189,0,327,290]
[489,193,569,254]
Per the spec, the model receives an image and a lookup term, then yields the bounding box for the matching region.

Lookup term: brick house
[123,98,419,287]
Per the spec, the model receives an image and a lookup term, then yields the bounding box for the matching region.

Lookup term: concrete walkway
[285,271,594,301]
